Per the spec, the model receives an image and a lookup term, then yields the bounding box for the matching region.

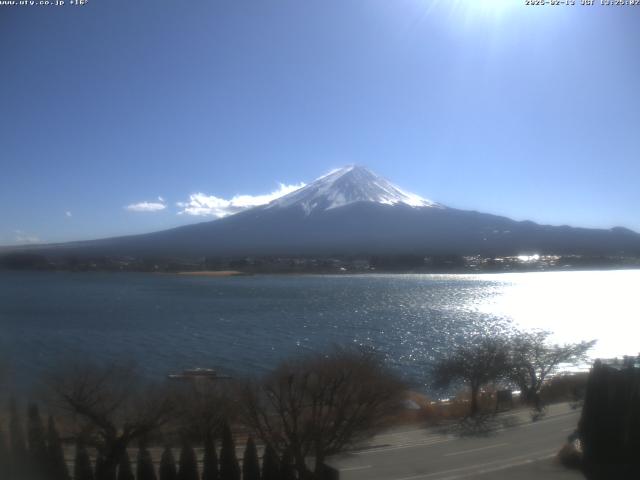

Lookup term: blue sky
[1,0,639,245]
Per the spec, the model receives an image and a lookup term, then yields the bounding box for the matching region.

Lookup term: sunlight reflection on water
[469,269,640,359]
[0,269,637,388]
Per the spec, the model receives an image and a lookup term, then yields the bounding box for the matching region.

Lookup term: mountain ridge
[3,166,640,259]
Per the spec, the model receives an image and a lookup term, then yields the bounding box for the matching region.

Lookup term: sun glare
[474,0,517,12]
[517,254,540,262]
[418,0,519,25]
[476,270,640,360]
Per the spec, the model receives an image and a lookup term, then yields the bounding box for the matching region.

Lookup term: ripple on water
[0,270,637,390]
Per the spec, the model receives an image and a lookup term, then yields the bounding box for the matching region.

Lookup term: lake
[0,269,637,391]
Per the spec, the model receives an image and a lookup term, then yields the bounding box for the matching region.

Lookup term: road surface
[328,404,584,480]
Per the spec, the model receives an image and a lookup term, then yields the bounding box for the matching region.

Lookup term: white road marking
[443,442,508,457]
[340,465,372,472]
[391,449,557,480]
[355,437,454,455]
[518,412,578,428]
[438,453,556,480]
[383,428,434,437]
[373,432,440,443]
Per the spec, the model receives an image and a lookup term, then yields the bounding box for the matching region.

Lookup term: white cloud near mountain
[14,230,41,244]
[177,182,305,218]
[125,197,167,212]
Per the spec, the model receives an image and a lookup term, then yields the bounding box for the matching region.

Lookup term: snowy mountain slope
[267,166,441,214]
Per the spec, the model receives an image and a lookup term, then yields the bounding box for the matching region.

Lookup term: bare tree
[433,337,511,417]
[169,380,235,443]
[49,362,175,480]
[508,330,595,411]
[240,347,404,480]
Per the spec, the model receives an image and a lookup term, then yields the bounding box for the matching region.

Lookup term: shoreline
[174,270,248,277]
[2,266,640,276]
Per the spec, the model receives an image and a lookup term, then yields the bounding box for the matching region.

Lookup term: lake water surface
[0,270,637,389]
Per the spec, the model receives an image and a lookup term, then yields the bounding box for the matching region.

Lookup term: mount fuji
[267,165,441,214]
[10,166,640,258]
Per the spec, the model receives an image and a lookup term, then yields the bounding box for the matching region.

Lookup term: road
[328,404,584,480]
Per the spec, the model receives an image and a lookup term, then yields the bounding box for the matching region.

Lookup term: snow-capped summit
[268,165,442,215]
